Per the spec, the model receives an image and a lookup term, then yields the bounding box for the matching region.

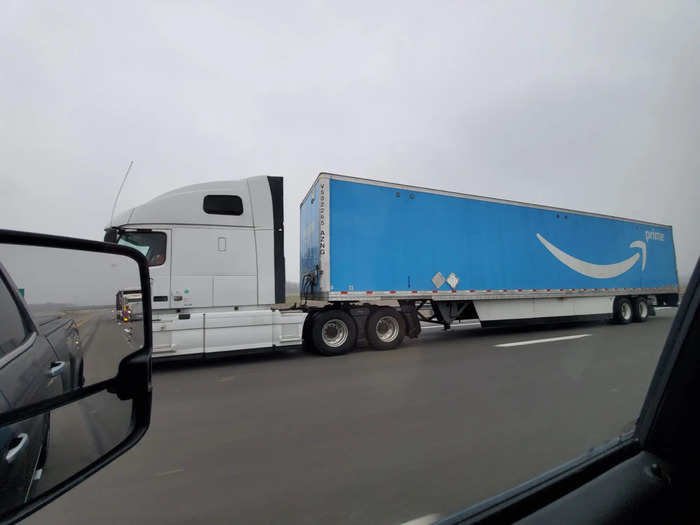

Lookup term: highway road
[27,309,676,525]
[28,309,142,502]
[74,308,144,385]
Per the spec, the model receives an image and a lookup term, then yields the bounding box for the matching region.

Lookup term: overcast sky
[1,245,139,305]
[2,1,698,281]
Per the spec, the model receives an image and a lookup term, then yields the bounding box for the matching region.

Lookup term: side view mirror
[0,230,152,523]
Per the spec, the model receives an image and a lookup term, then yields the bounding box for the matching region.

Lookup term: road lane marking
[217,375,236,382]
[76,316,94,328]
[155,468,185,477]
[495,334,592,348]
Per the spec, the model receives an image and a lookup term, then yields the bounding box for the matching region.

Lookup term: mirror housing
[0,229,152,523]
[103,227,119,244]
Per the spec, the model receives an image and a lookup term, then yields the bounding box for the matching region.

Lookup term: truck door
[118,230,171,309]
[147,229,171,309]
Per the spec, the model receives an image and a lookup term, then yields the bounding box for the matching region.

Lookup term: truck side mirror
[0,229,152,522]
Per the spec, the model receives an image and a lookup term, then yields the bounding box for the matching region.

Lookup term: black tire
[613,297,633,324]
[310,310,357,356]
[366,307,406,350]
[632,297,649,322]
[302,311,319,353]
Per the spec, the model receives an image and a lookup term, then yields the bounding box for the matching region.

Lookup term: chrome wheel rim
[376,316,400,342]
[322,319,349,348]
[621,302,632,320]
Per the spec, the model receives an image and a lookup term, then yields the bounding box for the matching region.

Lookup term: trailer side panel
[325,178,677,296]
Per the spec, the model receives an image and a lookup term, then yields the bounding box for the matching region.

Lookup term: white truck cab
[105,176,306,359]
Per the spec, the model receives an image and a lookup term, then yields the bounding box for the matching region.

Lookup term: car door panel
[0,270,61,509]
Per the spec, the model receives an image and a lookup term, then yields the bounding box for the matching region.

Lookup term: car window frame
[0,332,38,371]
[0,265,36,362]
[438,257,700,524]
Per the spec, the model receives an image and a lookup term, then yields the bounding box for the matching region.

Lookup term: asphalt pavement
[29,309,137,500]
[77,309,144,385]
[26,309,676,525]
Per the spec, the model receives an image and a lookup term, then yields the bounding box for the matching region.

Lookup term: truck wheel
[302,311,318,353]
[366,307,406,350]
[632,297,649,322]
[613,297,633,324]
[311,310,357,356]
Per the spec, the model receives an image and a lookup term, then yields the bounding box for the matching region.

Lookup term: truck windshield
[117,232,166,267]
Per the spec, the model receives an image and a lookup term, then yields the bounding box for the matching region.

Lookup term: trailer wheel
[613,297,633,324]
[311,310,357,356]
[366,307,406,350]
[632,297,649,323]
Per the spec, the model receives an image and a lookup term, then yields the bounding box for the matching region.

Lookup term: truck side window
[117,232,167,267]
[203,195,243,216]
[0,276,29,356]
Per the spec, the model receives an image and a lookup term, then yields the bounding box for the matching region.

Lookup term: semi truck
[115,289,143,322]
[104,173,679,359]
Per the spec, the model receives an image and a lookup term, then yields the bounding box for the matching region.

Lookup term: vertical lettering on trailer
[319,184,325,256]
[319,176,331,292]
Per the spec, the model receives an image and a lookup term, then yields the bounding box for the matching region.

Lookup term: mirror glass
[0,244,143,411]
[0,389,131,511]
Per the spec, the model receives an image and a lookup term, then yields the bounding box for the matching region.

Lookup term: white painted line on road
[217,375,236,382]
[155,468,185,477]
[495,334,592,348]
[400,514,440,525]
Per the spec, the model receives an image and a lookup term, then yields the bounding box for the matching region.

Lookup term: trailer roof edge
[317,172,672,229]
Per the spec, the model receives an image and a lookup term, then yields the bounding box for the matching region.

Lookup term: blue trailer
[300,173,679,353]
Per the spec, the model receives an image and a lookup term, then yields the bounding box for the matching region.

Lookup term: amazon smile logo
[536,233,646,279]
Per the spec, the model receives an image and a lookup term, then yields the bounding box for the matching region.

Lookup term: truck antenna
[110,161,134,226]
